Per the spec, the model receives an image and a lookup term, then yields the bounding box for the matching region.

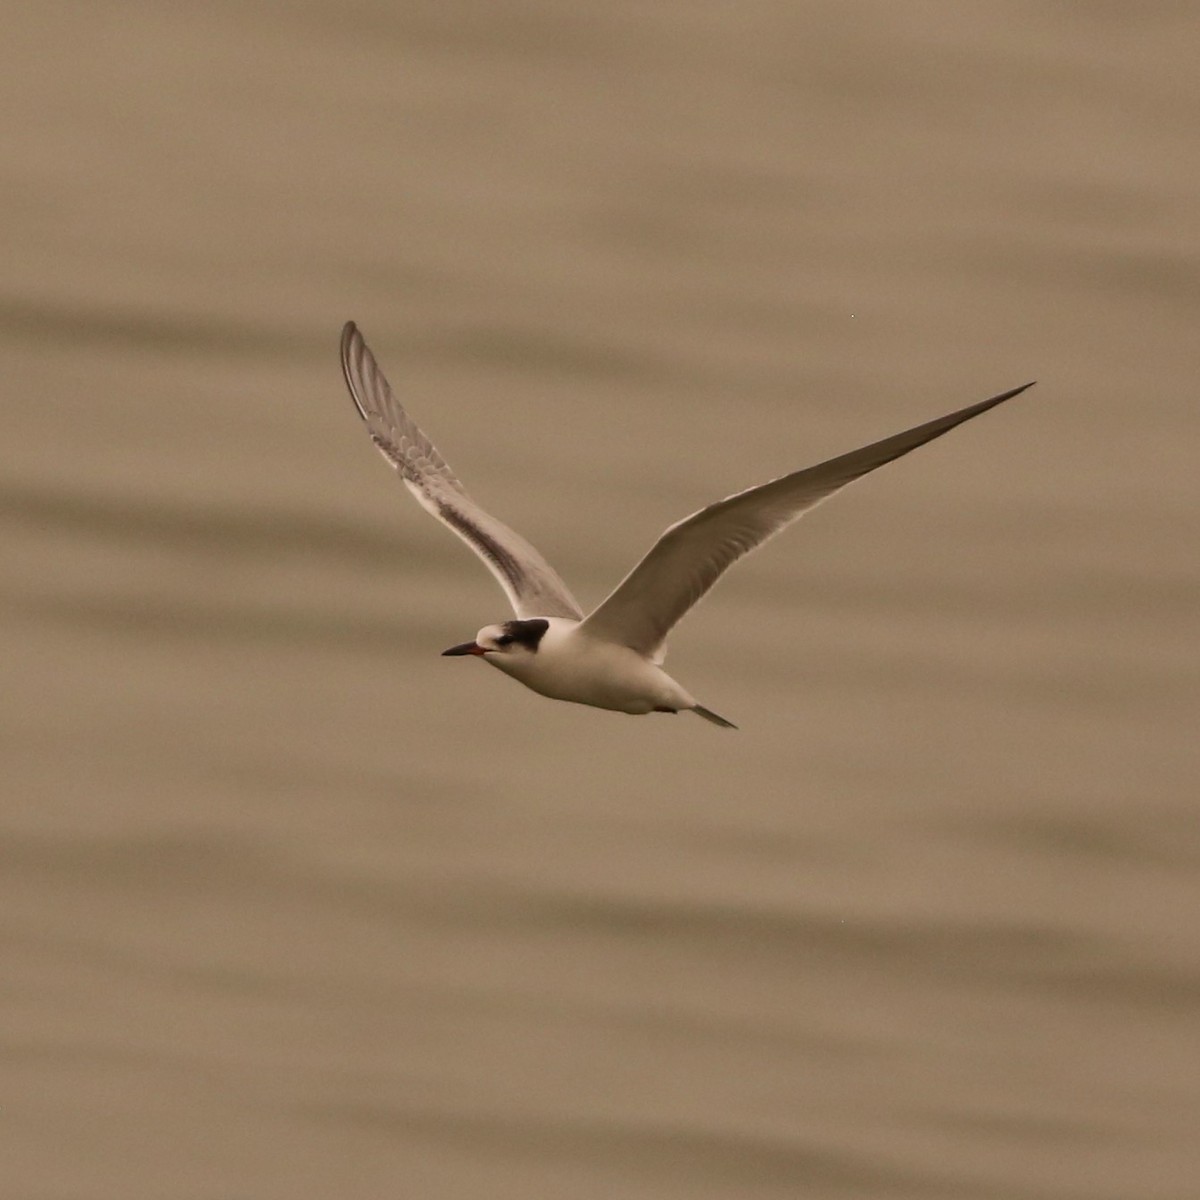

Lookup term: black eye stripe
[498,618,550,651]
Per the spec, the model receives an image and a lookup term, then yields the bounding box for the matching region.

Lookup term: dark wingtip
[339,322,371,421]
[991,380,1037,404]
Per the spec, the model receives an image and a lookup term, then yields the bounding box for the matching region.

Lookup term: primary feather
[340,322,583,620]
[580,382,1034,658]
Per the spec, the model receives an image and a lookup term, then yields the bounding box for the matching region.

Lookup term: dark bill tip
[442,641,486,656]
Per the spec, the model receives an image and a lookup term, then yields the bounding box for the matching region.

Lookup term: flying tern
[340,321,1032,728]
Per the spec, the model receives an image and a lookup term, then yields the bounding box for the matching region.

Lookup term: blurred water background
[3,4,1198,1197]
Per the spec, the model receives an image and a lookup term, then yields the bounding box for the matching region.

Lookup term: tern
[341,322,1032,728]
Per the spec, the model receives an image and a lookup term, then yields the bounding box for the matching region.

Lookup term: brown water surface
[3,4,1197,1198]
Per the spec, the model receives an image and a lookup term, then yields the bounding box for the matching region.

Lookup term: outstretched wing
[340,322,583,620]
[581,382,1034,658]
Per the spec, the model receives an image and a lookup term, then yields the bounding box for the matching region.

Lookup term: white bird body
[339,321,1032,729]
[470,617,699,716]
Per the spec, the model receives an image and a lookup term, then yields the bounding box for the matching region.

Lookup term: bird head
[442,618,550,662]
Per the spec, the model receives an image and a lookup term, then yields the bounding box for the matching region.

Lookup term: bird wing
[580,382,1034,658]
[340,322,584,620]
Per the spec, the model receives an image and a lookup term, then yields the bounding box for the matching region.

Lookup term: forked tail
[691,704,738,729]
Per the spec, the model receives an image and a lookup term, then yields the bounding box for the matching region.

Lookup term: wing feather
[581,382,1034,657]
[340,322,583,620]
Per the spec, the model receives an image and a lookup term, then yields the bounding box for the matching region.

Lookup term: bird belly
[501,636,690,715]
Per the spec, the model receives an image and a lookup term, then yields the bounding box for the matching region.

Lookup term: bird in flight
[340,322,1032,728]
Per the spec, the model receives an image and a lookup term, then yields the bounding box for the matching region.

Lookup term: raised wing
[340,322,583,620]
[581,382,1034,658]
